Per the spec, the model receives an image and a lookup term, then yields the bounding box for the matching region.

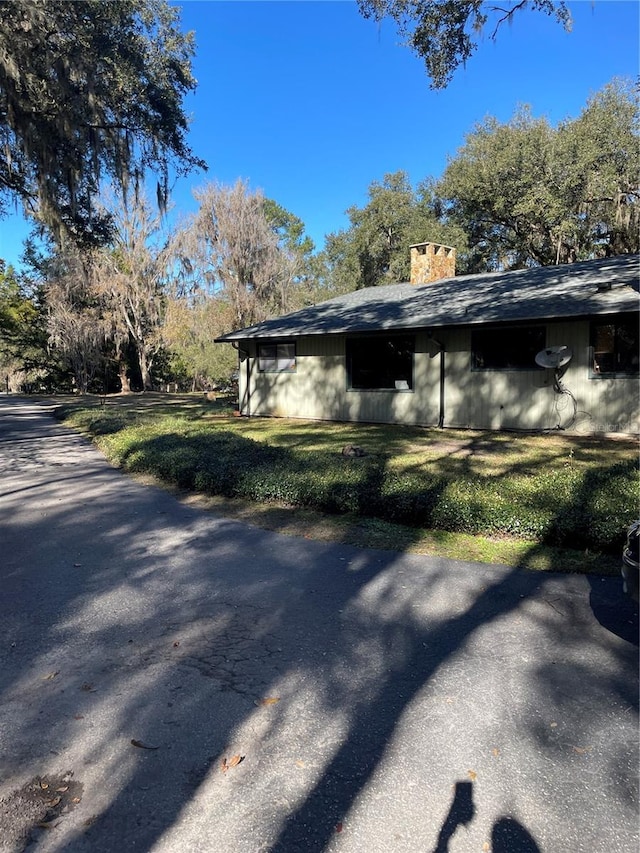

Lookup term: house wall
[237,318,639,434]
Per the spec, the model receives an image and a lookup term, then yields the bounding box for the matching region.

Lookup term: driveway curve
[0,396,637,853]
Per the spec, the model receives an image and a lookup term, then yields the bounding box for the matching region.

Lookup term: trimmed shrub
[58,407,639,554]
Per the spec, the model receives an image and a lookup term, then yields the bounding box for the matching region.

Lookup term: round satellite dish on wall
[535,345,573,369]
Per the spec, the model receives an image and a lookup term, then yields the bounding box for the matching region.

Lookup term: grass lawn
[53,392,639,575]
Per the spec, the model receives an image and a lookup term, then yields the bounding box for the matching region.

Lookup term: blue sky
[1,0,638,269]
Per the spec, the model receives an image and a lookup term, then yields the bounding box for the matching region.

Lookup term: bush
[58,406,639,554]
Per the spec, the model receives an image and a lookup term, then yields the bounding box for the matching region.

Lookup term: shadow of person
[432,780,476,852]
[492,816,541,852]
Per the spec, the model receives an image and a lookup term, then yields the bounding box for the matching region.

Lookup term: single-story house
[216,243,640,435]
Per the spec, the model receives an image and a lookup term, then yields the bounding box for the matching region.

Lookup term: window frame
[346,334,415,392]
[257,341,297,374]
[589,315,639,378]
[471,324,546,372]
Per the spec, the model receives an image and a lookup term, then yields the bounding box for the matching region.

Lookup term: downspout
[428,334,446,429]
[439,346,445,429]
[246,352,251,417]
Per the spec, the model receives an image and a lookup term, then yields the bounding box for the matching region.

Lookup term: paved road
[0,396,637,853]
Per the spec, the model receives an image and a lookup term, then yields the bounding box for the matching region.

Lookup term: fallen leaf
[131,739,159,750]
[73,714,85,720]
[550,721,558,728]
[173,641,180,648]
[39,781,49,790]
[221,754,245,772]
[335,822,343,834]
[43,672,59,681]
[255,697,280,706]
[483,843,490,852]
[72,797,81,804]
[572,745,592,754]
[295,760,305,768]
[468,769,477,781]
[80,683,96,692]
[492,748,500,757]
[47,796,61,808]
[56,786,69,793]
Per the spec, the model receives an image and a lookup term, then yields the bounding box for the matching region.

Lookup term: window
[258,342,296,373]
[347,335,414,390]
[591,317,639,376]
[472,326,545,370]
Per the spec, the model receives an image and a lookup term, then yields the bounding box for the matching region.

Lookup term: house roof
[216,253,640,342]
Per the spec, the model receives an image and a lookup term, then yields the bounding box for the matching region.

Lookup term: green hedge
[82,418,638,554]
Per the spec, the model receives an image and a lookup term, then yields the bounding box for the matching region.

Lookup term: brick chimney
[410,242,456,285]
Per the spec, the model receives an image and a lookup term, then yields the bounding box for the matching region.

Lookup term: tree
[91,190,175,390]
[357,0,571,88]
[564,80,640,257]
[163,292,237,391]
[181,180,316,330]
[436,80,639,268]
[323,171,466,290]
[0,261,43,389]
[0,0,204,246]
[45,251,109,393]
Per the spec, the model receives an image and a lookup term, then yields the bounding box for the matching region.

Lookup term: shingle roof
[216,254,640,342]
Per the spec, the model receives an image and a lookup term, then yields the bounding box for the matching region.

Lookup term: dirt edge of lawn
[128,469,620,577]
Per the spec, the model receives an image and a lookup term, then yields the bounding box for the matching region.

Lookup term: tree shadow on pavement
[0,398,637,853]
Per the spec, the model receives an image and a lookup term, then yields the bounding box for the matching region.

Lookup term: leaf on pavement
[42,672,59,680]
[255,697,280,706]
[572,745,592,754]
[46,796,61,808]
[468,769,477,781]
[131,739,159,750]
[221,754,244,773]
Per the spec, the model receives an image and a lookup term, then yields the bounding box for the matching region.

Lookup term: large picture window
[591,317,639,376]
[347,335,414,391]
[472,326,545,370]
[258,342,296,373]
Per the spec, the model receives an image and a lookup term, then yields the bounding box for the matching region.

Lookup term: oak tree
[357,0,571,88]
[437,80,639,268]
[0,0,204,246]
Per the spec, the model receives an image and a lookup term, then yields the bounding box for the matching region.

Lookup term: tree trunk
[139,350,153,391]
[118,363,131,393]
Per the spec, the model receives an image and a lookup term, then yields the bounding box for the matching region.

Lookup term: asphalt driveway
[0,396,637,853]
